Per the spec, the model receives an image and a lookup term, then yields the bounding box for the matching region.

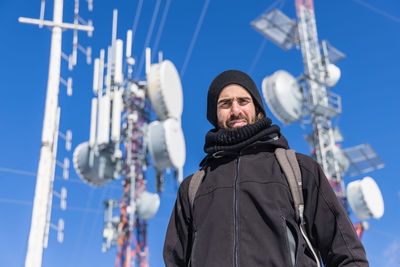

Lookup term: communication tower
[73,10,185,267]
[19,1,93,266]
[251,0,385,238]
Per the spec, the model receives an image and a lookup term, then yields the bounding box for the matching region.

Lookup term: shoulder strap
[275,148,321,267]
[274,148,304,222]
[188,169,205,210]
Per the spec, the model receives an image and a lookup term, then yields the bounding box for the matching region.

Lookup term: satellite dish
[136,191,160,220]
[347,176,384,220]
[147,118,186,171]
[73,142,121,186]
[262,70,304,124]
[325,63,341,88]
[147,60,183,120]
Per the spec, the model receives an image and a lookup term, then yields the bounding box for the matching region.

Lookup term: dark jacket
[163,135,368,267]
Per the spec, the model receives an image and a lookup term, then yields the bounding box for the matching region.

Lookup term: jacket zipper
[233,156,240,267]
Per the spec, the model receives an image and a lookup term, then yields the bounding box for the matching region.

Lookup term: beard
[220,113,263,131]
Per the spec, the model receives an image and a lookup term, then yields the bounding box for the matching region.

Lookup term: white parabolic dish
[347,176,384,220]
[136,191,160,220]
[325,63,341,88]
[147,118,186,171]
[262,70,303,124]
[147,60,183,120]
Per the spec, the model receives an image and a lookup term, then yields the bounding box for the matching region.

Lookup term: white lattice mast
[251,0,386,240]
[295,0,343,193]
[19,1,93,266]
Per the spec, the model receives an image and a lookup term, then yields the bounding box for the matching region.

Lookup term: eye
[237,97,251,105]
[218,99,232,108]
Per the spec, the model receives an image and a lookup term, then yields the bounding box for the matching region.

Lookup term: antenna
[252,0,385,239]
[114,39,124,85]
[19,0,93,266]
[96,94,111,145]
[93,58,100,94]
[70,0,93,69]
[111,90,123,142]
[89,98,98,147]
[60,77,73,96]
[158,51,163,63]
[39,0,45,28]
[145,47,151,75]
[53,187,67,210]
[72,9,186,267]
[126,30,133,58]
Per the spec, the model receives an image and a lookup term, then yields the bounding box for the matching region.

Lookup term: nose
[231,100,241,116]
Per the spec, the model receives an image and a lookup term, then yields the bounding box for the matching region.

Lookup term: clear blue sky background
[1,0,399,266]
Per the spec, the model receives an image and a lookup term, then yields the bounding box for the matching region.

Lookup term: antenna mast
[251,0,386,238]
[295,0,344,195]
[19,1,93,266]
[73,9,185,267]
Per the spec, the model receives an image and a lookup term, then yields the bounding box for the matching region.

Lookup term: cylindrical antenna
[145,47,151,75]
[89,98,98,147]
[112,10,118,45]
[57,219,64,243]
[60,187,67,210]
[88,20,93,37]
[99,49,105,93]
[111,9,118,76]
[111,90,123,142]
[126,30,132,59]
[74,0,79,15]
[88,0,93,12]
[158,51,163,63]
[96,94,111,145]
[39,0,45,28]
[65,130,72,151]
[106,46,112,92]
[86,46,92,64]
[93,58,100,94]
[68,54,73,71]
[67,77,73,96]
[62,158,70,180]
[72,0,79,67]
[114,39,124,85]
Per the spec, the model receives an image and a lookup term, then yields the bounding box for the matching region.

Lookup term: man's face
[217,84,256,130]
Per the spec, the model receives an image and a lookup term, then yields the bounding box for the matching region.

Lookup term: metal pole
[25,0,63,266]
[295,1,344,196]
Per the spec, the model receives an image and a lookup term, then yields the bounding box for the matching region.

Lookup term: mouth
[228,119,248,128]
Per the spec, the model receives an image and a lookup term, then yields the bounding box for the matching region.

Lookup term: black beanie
[207,70,266,127]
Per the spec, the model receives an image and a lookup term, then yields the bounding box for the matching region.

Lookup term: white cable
[300,225,321,267]
[180,0,211,79]
[135,0,162,79]
[67,188,96,267]
[248,0,286,75]
[77,186,110,256]
[152,0,172,61]
[130,0,144,45]
[0,166,36,176]
[248,38,267,75]
[351,0,400,23]
[0,198,101,213]
[0,165,123,188]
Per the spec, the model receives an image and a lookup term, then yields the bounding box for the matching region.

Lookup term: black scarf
[204,117,281,155]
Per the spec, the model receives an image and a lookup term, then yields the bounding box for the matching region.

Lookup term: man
[163,70,368,266]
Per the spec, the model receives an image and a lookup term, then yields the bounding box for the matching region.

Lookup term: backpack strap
[275,148,321,267]
[274,148,304,222]
[188,169,205,210]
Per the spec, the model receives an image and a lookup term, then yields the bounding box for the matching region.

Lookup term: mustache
[226,115,249,125]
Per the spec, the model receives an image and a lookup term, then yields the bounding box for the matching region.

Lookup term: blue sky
[1,0,400,266]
